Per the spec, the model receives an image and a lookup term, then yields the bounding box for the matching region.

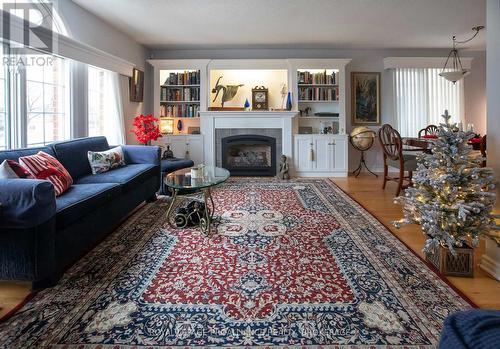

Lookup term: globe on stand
[350,126,377,177]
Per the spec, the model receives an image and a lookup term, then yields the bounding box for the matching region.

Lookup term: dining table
[402,137,435,153]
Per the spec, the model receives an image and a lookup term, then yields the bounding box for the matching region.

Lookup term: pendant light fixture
[440,26,484,84]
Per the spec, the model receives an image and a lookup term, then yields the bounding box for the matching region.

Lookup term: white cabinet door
[333,137,347,171]
[186,135,204,165]
[314,137,332,172]
[294,136,314,171]
[170,137,188,159]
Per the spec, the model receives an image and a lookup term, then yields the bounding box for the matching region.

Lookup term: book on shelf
[297,70,338,85]
[298,86,338,101]
[160,104,200,118]
[160,86,200,101]
[163,70,201,85]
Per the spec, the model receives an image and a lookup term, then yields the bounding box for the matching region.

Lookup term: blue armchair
[0,137,160,288]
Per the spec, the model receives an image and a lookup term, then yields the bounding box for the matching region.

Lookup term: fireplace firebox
[221,135,276,176]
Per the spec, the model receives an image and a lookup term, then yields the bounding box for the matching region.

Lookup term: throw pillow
[87,146,126,175]
[0,159,34,179]
[19,151,73,196]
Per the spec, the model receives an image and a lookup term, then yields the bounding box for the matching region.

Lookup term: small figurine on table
[162,145,174,159]
[277,154,290,180]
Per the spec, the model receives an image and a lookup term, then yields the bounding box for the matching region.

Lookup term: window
[88,65,125,145]
[88,66,106,137]
[394,68,464,137]
[0,44,7,150]
[25,55,70,147]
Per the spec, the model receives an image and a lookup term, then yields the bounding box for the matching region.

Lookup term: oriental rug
[0,179,472,348]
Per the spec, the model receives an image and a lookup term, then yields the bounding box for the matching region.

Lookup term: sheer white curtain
[105,72,126,145]
[88,67,126,145]
[393,68,464,137]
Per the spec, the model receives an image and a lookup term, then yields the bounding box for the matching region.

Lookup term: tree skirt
[0,179,472,348]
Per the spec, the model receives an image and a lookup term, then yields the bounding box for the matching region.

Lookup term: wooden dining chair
[379,124,419,197]
[418,124,439,138]
[480,135,487,167]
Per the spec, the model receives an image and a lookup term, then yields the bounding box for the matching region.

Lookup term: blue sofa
[0,136,160,288]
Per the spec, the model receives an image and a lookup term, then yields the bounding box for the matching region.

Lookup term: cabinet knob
[310,143,313,146]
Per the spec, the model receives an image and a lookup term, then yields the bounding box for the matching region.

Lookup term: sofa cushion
[161,158,194,173]
[4,160,33,178]
[56,183,121,228]
[0,146,55,163]
[75,164,157,192]
[88,146,126,175]
[19,151,73,196]
[51,136,110,179]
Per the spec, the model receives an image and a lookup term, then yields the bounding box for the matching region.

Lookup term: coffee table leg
[200,188,212,236]
[166,188,179,229]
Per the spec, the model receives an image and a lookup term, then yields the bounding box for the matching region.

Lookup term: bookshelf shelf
[298,100,339,103]
[160,100,201,103]
[298,84,338,87]
[161,84,201,88]
[298,116,339,119]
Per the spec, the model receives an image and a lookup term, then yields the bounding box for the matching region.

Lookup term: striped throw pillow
[19,151,73,196]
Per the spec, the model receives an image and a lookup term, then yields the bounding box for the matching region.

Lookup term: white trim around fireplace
[200,111,297,171]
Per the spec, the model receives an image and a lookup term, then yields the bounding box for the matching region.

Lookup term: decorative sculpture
[162,145,174,159]
[280,83,287,109]
[277,154,290,180]
[212,76,243,107]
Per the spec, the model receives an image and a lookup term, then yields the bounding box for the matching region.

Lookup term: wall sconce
[160,118,174,134]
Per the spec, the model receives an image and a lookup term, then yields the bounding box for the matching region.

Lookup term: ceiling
[72,0,486,50]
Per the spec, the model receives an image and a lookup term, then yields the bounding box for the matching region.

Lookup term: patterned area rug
[0,179,472,348]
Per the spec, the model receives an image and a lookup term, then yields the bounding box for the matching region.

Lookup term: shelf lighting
[160,118,174,134]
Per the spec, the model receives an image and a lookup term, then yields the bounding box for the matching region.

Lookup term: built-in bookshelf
[150,61,209,135]
[298,70,339,103]
[293,67,343,134]
[159,70,201,118]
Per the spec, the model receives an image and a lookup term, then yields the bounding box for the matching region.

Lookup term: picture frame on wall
[351,72,380,125]
[130,68,144,102]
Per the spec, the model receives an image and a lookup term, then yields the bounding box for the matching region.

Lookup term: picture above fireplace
[221,135,277,176]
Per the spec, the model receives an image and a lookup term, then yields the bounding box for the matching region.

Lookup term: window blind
[393,68,464,137]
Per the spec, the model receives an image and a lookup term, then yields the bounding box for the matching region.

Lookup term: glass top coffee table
[163,166,230,236]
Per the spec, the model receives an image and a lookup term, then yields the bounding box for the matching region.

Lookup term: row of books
[163,70,201,85]
[298,87,338,101]
[160,104,200,118]
[298,70,338,85]
[160,86,200,101]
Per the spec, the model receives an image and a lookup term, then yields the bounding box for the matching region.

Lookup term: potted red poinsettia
[130,114,162,145]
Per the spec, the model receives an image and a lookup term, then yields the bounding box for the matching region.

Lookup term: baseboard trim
[295,171,348,178]
[480,255,500,281]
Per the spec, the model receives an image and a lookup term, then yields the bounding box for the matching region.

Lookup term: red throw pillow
[469,137,482,144]
[422,134,438,139]
[19,151,73,196]
[5,160,33,178]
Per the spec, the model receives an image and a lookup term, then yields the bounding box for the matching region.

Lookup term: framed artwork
[129,68,144,102]
[351,72,381,125]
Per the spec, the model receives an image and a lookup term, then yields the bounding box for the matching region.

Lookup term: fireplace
[221,135,277,176]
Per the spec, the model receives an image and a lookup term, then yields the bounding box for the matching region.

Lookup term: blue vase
[286,92,292,111]
[244,98,250,110]
[177,119,183,132]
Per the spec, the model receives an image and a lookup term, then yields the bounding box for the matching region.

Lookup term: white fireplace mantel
[200,111,297,167]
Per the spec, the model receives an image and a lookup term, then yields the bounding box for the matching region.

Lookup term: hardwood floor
[1,174,499,319]
[333,174,500,310]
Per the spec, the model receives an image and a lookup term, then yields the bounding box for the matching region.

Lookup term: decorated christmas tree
[394,110,499,255]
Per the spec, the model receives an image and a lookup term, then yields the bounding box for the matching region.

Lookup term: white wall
[57,0,151,144]
[487,0,500,193]
[150,48,486,171]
